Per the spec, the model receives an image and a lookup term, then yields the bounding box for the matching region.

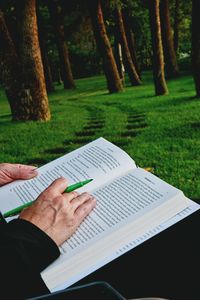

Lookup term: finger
[70,192,94,211]
[41,191,78,213]
[51,191,79,209]
[44,177,68,196]
[5,164,38,180]
[61,191,79,203]
[74,197,96,221]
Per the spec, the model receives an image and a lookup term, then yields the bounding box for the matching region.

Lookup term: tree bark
[122,9,141,79]
[114,36,125,81]
[39,38,55,94]
[18,0,51,120]
[48,0,75,89]
[37,10,55,93]
[88,0,123,93]
[173,0,180,54]
[148,0,168,95]
[115,6,141,86]
[160,0,179,78]
[0,9,25,119]
[0,7,51,121]
[192,0,200,97]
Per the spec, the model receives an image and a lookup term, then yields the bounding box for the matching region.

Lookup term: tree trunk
[37,10,55,93]
[18,0,51,120]
[122,9,141,79]
[40,38,55,93]
[114,29,125,80]
[0,8,50,121]
[192,0,200,97]
[173,0,180,54]
[115,6,141,86]
[160,0,179,78]
[88,0,123,93]
[0,9,25,120]
[48,0,75,89]
[148,0,168,95]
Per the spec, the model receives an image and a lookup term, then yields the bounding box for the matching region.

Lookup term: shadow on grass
[75,130,96,137]
[121,130,141,137]
[44,147,71,155]
[0,113,12,119]
[164,123,200,139]
[126,122,147,130]
[26,158,50,166]
[63,137,93,145]
[170,95,197,106]
[84,124,104,130]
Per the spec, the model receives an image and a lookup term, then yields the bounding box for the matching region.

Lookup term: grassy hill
[0,72,200,201]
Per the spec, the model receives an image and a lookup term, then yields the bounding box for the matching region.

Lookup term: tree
[173,0,180,54]
[160,0,179,78]
[0,4,51,121]
[115,5,141,86]
[148,0,168,95]
[18,0,51,120]
[122,8,141,79]
[114,34,125,81]
[191,0,200,97]
[47,0,75,89]
[88,0,123,93]
[0,9,25,120]
[37,8,55,93]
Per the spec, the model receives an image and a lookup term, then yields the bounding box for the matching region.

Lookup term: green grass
[0,71,200,201]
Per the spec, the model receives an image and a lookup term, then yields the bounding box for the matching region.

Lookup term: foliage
[169,0,192,58]
[0,0,193,81]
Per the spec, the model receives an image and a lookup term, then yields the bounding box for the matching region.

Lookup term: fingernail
[28,170,38,175]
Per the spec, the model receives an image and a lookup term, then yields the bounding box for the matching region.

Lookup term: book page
[41,168,189,291]
[0,137,135,214]
[48,200,199,292]
[44,167,188,266]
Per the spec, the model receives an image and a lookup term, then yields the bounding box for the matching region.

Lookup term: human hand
[0,163,38,186]
[19,177,96,246]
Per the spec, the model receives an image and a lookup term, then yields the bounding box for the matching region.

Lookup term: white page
[41,167,189,290]
[57,167,184,257]
[49,200,199,292]
[0,137,135,214]
[42,186,188,291]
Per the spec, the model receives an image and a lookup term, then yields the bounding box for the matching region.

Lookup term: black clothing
[74,209,200,300]
[0,210,199,300]
[0,219,60,299]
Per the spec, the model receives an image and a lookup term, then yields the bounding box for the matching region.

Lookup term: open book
[0,137,199,292]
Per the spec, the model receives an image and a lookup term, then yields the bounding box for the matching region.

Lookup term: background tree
[160,0,179,78]
[114,4,141,86]
[0,9,26,120]
[0,2,51,121]
[191,0,200,97]
[88,0,123,93]
[173,0,180,54]
[114,34,125,81]
[47,0,75,89]
[148,0,168,95]
[18,0,51,120]
[37,8,55,93]
[122,8,141,79]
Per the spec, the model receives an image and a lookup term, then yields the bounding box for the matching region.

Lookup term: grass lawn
[0,71,200,201]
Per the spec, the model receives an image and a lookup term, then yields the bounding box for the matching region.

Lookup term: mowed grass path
[0,72,200,201]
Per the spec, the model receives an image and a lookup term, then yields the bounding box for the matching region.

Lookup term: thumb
[9,164,38,180]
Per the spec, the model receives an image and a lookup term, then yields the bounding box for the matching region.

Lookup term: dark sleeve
[0,218,60,299]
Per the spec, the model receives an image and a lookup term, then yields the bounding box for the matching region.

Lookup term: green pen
[3,178,93,218]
